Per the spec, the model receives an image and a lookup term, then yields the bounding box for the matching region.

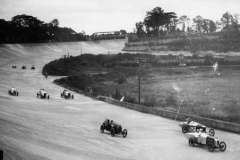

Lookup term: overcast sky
[0,0,240,35]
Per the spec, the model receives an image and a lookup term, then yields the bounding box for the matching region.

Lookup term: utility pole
[134,57,146,105]
[138,63,141,104]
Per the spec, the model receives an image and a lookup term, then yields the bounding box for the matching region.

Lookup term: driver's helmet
[186,118,191,124]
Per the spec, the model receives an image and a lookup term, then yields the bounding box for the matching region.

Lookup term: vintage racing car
[22,65,27,69]
[8,87,18,96]
[31,65,35,70]
[61,89,74,99]
[37,89,50,99]
[100,119,128,138]
[185,130,227,152]
[12,64,17,68]
[179,118,215,136]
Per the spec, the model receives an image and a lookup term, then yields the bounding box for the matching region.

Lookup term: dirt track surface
[0,40,240,160]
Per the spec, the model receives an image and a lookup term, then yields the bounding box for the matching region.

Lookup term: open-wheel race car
[61,89,74,99]
[185,130,227,152]
[31,65,35,70]
[22,65,27,69]
[179,118,215,136]
[37,89,50,99]
[100,119,128,138]
[12,64,17,68]
[8,87,18,96]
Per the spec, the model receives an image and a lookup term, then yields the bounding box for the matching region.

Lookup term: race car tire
[72,95,74,99]
[219,141,226,151]
[209,129,215,136]
[122,129,127,138]
[207,142,214,152]
[61,93,63,97]
[182,126,188,133]
[8,91,11,95]
[189,137,195,147]
[100,125,104,133]
[48,95,50,99]
[16,92,18,96]
[110,128,115,137]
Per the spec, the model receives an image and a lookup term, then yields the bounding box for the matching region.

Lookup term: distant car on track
[8,87,18,96]
[31,65,35,70]
[179,118,215,136]
[61,89,74,99]
[100,119,127,138]
[185,130,227,152]
[37,89,50,99]
[12,64,17,68]
[22,65,27,69]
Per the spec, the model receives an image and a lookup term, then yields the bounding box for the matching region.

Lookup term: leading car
[185,129,227,152]
[100,119,128,138]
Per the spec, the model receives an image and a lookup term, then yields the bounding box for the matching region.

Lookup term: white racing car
[185,129,227,152]
[179,118,215,136]
[37,89,50,99]
[61,89,74,99]
[8,87,18,96]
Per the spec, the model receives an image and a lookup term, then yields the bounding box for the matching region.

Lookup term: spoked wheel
[189,137,195,147]
[209,129,215,136]
[100,125,104,133]
[110,128,115,137]
[122,129,128,138]
[219,142,227,151]
[182,126,188,133]
[207,142,214,152]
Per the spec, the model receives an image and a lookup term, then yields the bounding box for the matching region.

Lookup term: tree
[143,7,177,36]
[143,7,165,35]
[50,19,59,27]
[135,21,144,38]
[209,20,217,32]
[193,15,204,32]
[221,12,233,29]
[163,12,177,34]
[179,15,190,32]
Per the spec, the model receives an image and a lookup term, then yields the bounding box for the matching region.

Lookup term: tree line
[0,14,86,44]
[135,7,240,37]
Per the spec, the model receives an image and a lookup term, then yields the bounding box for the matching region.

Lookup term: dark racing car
[8,87,18,96]
[22,65,27,69]
[100,119,128,138]
[61,89,74,99]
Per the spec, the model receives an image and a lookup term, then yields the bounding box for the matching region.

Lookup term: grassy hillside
[44,53,240,124]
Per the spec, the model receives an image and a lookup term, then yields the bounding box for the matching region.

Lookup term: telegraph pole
[134,57,146,105]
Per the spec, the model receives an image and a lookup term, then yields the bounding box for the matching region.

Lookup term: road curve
[0,40,240,160]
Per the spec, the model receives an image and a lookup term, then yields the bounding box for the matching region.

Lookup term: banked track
[0,40,240,160]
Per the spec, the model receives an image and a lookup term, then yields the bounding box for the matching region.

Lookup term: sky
[0,0,240,35]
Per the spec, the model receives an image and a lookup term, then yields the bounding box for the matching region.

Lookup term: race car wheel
[72,95,74,99]
[189,137,195,147]
[16,92,18,96]
[48,95,50,99]
[219,142,226,151]
[209,129,215,136]
[61,93,63,97]
[8,91,11,95]
[100,125,104,133]
[110,128,115,137]
[122,129,127,138]
[207,142,214,152]
[182,126,188,133]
